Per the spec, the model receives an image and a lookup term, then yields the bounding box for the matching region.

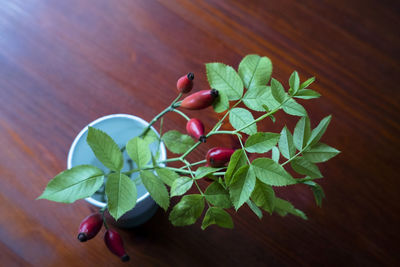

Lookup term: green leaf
[205,182,232,208]
[142,129,159,145]
[293,116,311,150]
[243,86,272,112]
[282,98,307,117]
[291,157,323,178]
[270,78,287,103]
[303,181,325,207]
[251,179,275,213]
[279,126,296,160]
[162,130,195,154]
[251,158,296,186]
[206,62,243,100]
[170,177,193,197]
[307,115,332,146]
[229,165,256,210]
[225,149,247,185]
[106,173,137,220]
[201,207,234,230]
[212,90,229,113]
[271,146,280,163]
[261,87,281,110]
[245,132,280,153]
[229,108,257,135]
[274,198,307,220]
[155,168,179,187]
[294,89,321,99]
[299,77,315,90]
[140,171,169,211]
[37,165,104,203]
[86,127,123,171]
[246,200,263,219]
[126,137,151,168]
[238,54,272,91]
[289,71,300,94]
[195,167,224,179]
[303,143,340,163]
[169,194,204,226]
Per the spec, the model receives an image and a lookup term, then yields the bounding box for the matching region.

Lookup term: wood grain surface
[1,0,399,266]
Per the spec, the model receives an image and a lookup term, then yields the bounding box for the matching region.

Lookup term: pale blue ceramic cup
[67,114,166,228]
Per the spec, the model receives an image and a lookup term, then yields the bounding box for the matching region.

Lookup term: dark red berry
[104,229,130,262]
[186,118,206,143]
[206,147,235,167]
[179,89,218,110]
[77,213,103,242]
[177,73,194,93]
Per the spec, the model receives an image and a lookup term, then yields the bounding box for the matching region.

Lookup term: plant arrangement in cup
[38,54,340,261]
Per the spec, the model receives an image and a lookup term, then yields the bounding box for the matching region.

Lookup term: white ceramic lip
[67,113,167,208]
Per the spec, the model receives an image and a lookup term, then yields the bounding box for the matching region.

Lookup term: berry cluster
[78,213,129,262]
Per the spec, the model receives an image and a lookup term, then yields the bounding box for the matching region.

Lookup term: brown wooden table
[1,0,399,266]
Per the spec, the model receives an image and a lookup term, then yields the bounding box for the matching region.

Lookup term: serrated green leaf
[195,167,224,179]
[169,194,204,226]
[156,168,180,187]
[299,77,315,90]
[86,127,123,171]
[307,115,332,146]
[140,171,169,211]
[289,71,300,94]
[291,157,323,178]
[282,98,307,117]
[229,165,256,210]
[243,85,271,111]
[293,116,311,150]
[170,177,193,197]
[38,165,104,203]
[126,137,151,168]
[270,78,287,103]
[162,130,195,154]
[201,207,233,230]
[246,199,263,219]
[225,149,247,185]
[245,132,280,153]
[251,179,275,214]
[106,173,137,220]
[238,55,272,91]
[212,90,229,113]
[294,89,321,99]
[271,146,280,163]
[279,126,296,160]
[229,108,257,135]
[205,182,232,208]
[274,198,307,220]
[251,158,296,186]
[303,181,325,207]
[303,143,340,163]
[206,62,243,100]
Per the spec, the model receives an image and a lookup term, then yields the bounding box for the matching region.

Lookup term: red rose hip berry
[206,147,235,167]
[77,213,103,242]
[179,89,218,110]
[186,118,206,143]
[104,229,130,262]
[177,72,194,93]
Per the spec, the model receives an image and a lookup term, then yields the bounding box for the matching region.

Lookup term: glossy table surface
[0,0,399,266]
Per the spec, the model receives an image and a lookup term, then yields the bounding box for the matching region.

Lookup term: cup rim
[67,113,167,208]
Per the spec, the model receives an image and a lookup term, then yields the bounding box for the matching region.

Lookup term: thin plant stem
[171,109,190,121]
[100,206,109,230]
[236,134,251,165]
[140,92,182,137]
